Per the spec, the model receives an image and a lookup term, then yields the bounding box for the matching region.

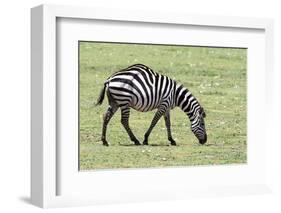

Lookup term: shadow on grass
[205,143,216,146]
[118,143,140,146]
[193,143,216,147]
[119,143,179,147]
[150,144,172,147]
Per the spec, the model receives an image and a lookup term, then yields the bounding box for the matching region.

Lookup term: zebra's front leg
[101,105,118,146]
[120,107,141,145]
[143,106,167,145]
[164,111,176,146]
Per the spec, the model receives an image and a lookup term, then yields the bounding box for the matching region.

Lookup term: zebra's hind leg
[120,107,141,145]
[101,105,118,146]
[143,106,167,145]
[164,111,176,146]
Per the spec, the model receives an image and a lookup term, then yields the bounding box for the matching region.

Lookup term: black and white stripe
[96,64,207,146]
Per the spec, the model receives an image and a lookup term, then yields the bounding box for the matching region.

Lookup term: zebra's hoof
[102,140,109,146]
[143,140,148,145]
[134,141,141,146]
[169,138,177,146]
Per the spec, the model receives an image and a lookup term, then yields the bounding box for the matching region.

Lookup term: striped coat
[96,64,207,146]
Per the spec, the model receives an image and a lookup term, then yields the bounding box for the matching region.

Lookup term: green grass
[79,42,247,170]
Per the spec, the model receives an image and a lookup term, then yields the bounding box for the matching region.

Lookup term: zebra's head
[191,107,207,144]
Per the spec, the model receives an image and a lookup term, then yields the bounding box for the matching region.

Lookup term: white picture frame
[31,4,274,208]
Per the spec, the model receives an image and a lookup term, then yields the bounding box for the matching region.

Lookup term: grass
[79,42,247,170]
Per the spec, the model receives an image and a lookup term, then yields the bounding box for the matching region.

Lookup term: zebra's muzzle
[199,134,207,145]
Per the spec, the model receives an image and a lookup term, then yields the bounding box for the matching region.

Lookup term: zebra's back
[107,64,176,112]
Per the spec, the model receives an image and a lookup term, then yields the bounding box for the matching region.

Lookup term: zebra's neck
[175,84,200,120]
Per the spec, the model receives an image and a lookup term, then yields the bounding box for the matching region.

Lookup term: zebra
[96,64,207,146]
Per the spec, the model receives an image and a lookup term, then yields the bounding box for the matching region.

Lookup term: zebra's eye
[201,121,205,127]
[202,112,206,118]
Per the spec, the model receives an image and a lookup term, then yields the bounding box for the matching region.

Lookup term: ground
[79,42,247,170]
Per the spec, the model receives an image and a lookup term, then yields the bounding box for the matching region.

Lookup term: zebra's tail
[95,81,108,106]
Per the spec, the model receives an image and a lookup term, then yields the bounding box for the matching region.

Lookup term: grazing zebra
[96,64,207,146]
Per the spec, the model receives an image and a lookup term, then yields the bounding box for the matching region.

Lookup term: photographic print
[79,42,246,170]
